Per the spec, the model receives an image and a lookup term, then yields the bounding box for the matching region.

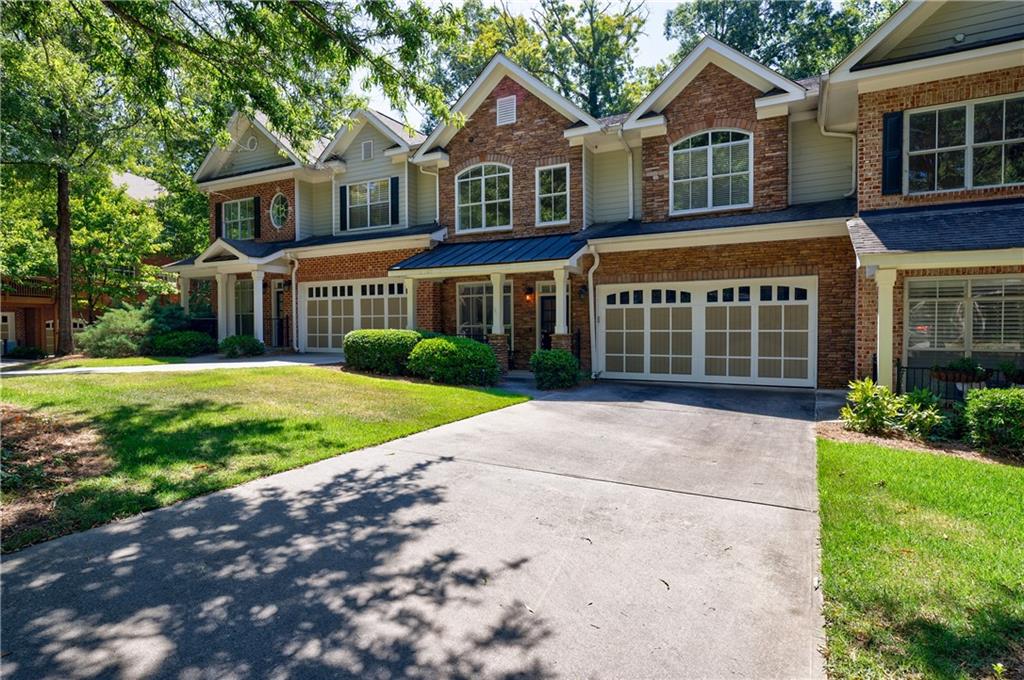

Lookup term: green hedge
[343,329,422,375]
[149,330,217,357]
[529,349,579,390]
[407,336,500,386]
[219,334,265,358]
[4,345,46,360]
[964,387,1024,455]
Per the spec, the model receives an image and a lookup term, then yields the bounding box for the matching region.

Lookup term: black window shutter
[881,111,903,195]
[390,177,400,225]
[214,202,223,238]
[339,185,348,231]
[252,196,261,239]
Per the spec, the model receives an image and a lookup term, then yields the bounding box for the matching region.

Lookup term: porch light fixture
[524,286,535,303]
[578,284,588,299]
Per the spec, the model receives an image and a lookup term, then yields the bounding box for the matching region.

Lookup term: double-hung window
[456,164,511,232]
[906,94,1024,194]
[536,164,569,225]
[223,198,255,240]
[671,130,752,214]
[457,282,512,341]
[348,179,392,229]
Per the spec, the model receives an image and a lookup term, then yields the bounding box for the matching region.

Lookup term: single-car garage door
[596,276,817,387]
[299,279,408,351]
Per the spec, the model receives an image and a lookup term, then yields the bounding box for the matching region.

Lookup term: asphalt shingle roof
[583,197,856,241]
[848,198,1024,255]
[391,233,585,271]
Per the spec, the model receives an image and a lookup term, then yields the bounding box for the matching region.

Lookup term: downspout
[586,244,601,379]
[289,255,300,352]
[817,75,857,197]
[419,165,440,223]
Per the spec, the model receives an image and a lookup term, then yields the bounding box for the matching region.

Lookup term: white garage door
[299,279,408,352]
[596,276,817,387]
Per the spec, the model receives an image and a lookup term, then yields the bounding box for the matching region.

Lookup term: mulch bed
[1,404,112,548]
[816,420,1021,467]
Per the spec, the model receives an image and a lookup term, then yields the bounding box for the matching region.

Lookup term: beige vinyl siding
[789,119,853,204]
[591,149,631,223]
[878,1,1024,62]
[217,126,291,177]
[335,123,406,227]
[632,145,642,220]
[583,146,595,226]
[296,180,314,238]
[412,166,437,225]
[308,181,333,236]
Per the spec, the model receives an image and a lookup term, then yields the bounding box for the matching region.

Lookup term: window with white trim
[670,130,752,214]
[361,139,373,160]
[457,282,512,341]
[536,164,569,225]
[347,179,391,229]
[906,277,1024,367]
[496,95,516,125]
[456,164,511,232]
[270,193,289,229]
[223,198,255,240]
[906,94,1024,194]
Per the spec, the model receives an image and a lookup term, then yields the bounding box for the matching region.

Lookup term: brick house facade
[207,178,297,243]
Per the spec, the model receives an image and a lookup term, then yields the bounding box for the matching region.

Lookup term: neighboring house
[166,0,1024,389]
[1,278,58,354]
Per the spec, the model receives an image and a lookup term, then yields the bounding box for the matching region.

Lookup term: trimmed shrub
[4,345,46,360]
[407,336,500,386]
[529,349,579,390]
[219,334,265,358]
[343,329,422,375]
[964,387,1024,455]
[149,330,217,357]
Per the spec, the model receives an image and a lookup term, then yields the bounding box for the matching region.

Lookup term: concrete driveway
[1,382,822,679]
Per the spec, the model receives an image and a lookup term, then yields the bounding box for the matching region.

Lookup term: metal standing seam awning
[387,233,587,278]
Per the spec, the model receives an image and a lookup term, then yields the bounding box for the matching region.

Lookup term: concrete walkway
[0,353,344,376]
[1,382,823,679]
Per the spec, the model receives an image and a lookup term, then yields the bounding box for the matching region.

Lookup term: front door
[273,285,285,347]
[539,295,556,349]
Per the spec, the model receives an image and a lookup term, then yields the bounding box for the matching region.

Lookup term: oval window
[270,193,289,229]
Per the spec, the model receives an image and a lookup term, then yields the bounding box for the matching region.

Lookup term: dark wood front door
[539,295,556,349]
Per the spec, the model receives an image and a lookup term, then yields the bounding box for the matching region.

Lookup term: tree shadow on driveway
[1,457,551,679]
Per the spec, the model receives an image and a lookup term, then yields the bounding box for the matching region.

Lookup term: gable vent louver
[496,95,517,126]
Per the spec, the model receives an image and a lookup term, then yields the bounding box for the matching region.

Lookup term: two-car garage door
[299,279,408,351]
[596,276,818,387]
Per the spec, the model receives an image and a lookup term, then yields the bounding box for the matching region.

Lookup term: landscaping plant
[77,300,189,358]
[3,345,46,360]
[218,334,265,358]
[529,349,580,390]
[407,336,500,386]
[963,387,1024,456]
[840,378,945,439]
[148,330,217,357]
[343,329,422,375]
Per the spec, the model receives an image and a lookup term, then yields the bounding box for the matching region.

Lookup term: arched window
[456,163,512,232]
[670,130,752,214]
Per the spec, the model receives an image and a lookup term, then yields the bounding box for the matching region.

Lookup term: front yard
[1,367,525,552]
[818,439,1024,679]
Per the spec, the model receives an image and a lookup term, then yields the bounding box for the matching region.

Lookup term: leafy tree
[2,0,457,354]
[0,169,57,287]
[664,0,901,80]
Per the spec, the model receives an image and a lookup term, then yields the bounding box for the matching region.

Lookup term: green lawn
[818,439,1024,679]
[28,356,188,369]
[1,367,526,551]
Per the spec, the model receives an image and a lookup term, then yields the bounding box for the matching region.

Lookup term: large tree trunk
[55,168,74,355]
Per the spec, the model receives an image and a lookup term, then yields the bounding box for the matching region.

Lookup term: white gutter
[586,245,601,379]
[817,74,857,197]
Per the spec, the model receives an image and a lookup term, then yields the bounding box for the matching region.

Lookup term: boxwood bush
[529,349,580,390]
[148,330,217,357]
[964,387,1024,455]
[343,329,422,375]
[407,336,500,386]
[219,334,265,358]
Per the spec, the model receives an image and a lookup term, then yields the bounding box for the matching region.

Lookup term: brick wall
[207,178,297,243]
[438,76,584,242]
[641,63,789,223]
[594,236,857,388]
[855,264,1024,383]
[295,249,425,283]
[858,66,1024,210]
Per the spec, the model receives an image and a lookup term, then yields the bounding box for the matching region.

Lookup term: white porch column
[405,278,418,330]
[553,268,569,335]
[226,274,237,336]
[489,272,505,335]
[875,268,897,389]
[252,271,265,343]
[179,276,190,315]
[215,273,228,341]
